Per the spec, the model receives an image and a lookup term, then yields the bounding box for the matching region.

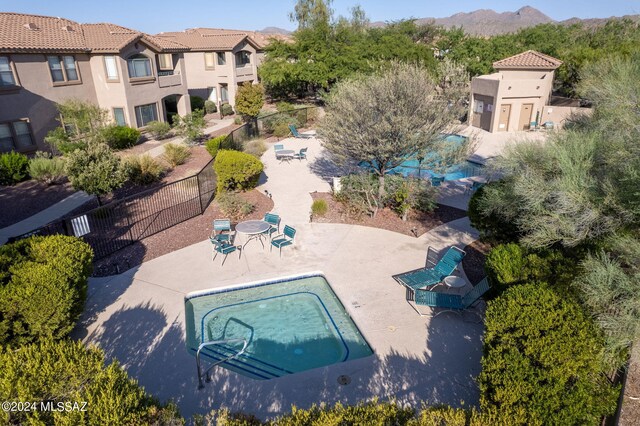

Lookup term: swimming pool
[359,134,483,181]
[184,273,373,380]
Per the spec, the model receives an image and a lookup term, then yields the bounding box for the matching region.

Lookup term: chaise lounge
[393,246,466,290]
[411,277,491,319]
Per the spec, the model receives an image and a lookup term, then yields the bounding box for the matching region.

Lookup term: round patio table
[235,220,271,249]
[444,276,466,294]
[277,150,295,162]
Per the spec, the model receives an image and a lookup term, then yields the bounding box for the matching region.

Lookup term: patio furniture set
[274,145,308,163]
[393,246,490,319]
[210,214,297,265]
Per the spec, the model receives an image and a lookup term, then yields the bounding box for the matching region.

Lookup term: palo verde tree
[318,61,471,198]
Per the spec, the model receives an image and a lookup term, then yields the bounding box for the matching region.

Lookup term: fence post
[196,173,205,214]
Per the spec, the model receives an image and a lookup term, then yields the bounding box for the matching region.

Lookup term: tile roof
[0,12,189,53]
[0,12,87,52]
[493,50,563,70]
[156,29,251,51]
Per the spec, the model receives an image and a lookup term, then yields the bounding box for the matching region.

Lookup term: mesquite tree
[318,61,470,197]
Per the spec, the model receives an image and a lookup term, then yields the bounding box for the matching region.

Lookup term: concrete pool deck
[76,128,536,419]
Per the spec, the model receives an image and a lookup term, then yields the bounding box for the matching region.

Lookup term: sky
[1,0,639,34]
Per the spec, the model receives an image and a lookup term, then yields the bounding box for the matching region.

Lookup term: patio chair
[270,225,296,257]
[288,124,314,139]
[431,176,445,187]
[211,219,232,243]
[413,277,490,320]
[465,181,484,195]
[263,212,281,238]
[293,147,308,161]
[210,238,240,266]
[393,246,466,290]
[274,144,284,159]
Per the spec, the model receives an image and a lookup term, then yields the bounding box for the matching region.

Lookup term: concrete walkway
[78,130,486,420]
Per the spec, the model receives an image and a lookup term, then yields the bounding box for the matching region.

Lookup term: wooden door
[498,104,511,132]
[518,103,533,130]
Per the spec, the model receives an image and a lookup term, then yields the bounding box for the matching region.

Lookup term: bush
[173,109,206,144]
[276,101,295,112]
[214,149,263,193]
[221,103,234,116]
[0,235,93,347]
[145,120,171,140]
[28,152,66,185]
[205,135,231,158]
[467,182,520,243]
[335,173,381,217]
[311,199,328,216]
[215,192,255,221]
[0,338,182,425]
[100,125,141,150]
[234,116,243,125]
[124,154,165,185]
[0,151,29,185]
[204,100,217,114]
[163,143,191,167]
[65,142,127,198]
[384,175,437,220]
[190,95,205,111]
[273,122,291,138]
[235,82,265,119]
[479,283,619,425]
[242,139,267,158]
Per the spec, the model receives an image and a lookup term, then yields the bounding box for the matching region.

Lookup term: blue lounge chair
[393,246,466,290]
[412,278,490,319]
[211,219,232,243]
[263,212,281,238]
[293,147,308,161]
[210,238,240,266]
[431,176,445,187]
[288,125,313,139]
[271,225,296,257]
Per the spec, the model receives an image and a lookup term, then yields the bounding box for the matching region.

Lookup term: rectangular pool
[184,273,373,380]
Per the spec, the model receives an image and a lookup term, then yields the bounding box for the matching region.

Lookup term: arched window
[127,54,152,78]
[235,51,251,67]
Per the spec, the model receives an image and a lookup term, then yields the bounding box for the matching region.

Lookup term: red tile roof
[156,29,253,51]
[493,50,563,70]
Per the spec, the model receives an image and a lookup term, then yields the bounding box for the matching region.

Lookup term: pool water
[359,134,483,181]
[184,274,373,380]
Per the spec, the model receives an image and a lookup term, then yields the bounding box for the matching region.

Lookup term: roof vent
[61,25,74,32]
[23,23,39,31]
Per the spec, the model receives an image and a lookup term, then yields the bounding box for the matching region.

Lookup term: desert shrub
[124,154,165,185]
[235,82,265,120]
[242,138,267,158]
[273,122,291,138]
[479,283,619,425]
[0,338,182,425]
[65,142,126,198]
[311,199,328,216]
[214,150,263,193]
[276,101,295,112]
[205,135,232,158]
[44,127,73,153]
[190,95,205,111]
[173,109,206,144]
[215,192,255,221]
[163,143,191,167]
[467,182,520,244]
[234,116,243,125]
[146,120,171,140]
[100,125,140,150]
[261,113,289,134]
[0,151,29,185]
[0,235,93,347]
[335,173,380,217]
[204,100,217,114]
[384,175,437,220]
[221,103,234,116]
[28,152,66,185]
[305,106,320,123]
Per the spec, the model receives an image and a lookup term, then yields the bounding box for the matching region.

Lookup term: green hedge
[0,151,29,186]
[0,235,93,347]
[479,283,619,425]
[205,135,229,159]
[213,149,263,193]
[100,125,141,150]
[0,338,182,425]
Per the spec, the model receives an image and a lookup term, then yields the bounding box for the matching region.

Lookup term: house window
[113,108,126,126]
[127,54,152,79]
[47,55,79,83]
[204,52,215,70]
[0,56,16,86]
[220,84,228,103]
[217,52,226,66]
[235,51,250,67]
[0,120,35,153]
[134,103,158,127]
[104,56,118,80]
[158,54,173,71]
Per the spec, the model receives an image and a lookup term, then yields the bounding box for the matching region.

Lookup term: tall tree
[289,0,333,30]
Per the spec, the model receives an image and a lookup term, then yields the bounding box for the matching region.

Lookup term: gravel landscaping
[0,180,76,228]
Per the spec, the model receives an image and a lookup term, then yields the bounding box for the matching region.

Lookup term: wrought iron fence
[9,157,216,259]
[225,107,316,148]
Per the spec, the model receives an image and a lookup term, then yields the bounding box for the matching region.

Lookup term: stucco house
[155,28,263,109]
[469,50,563,132]
[0,12,191,153]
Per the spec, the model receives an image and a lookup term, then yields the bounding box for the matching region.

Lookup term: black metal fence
[10,157,216,259]
[225,107,316,148]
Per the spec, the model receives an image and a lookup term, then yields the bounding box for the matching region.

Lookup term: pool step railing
[196,338,248,389]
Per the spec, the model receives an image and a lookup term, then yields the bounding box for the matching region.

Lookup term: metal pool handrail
[196,338,249,389]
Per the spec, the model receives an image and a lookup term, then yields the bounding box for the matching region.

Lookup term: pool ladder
[196,338,249,389]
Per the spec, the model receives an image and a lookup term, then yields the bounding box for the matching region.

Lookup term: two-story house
[155,28,262,108]
[0,12,191,153]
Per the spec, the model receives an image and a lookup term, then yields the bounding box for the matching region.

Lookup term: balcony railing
[158,70,174,76]
[158,73,182,88]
